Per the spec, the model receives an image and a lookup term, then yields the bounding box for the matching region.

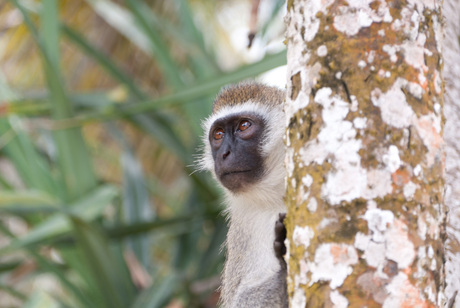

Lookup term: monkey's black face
[209,113,265,193]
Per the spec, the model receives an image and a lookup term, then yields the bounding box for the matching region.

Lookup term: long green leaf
[9,0,98,201]
[61,25,147,100]
[0,222,93,308]
[109,125,154,268]
[53,50,286,127]
[124,0,184,89]
[70,217,136,308]
[131,273,180,308]
[0,185,117,255]
[0,117,59,196]
[0,190,58,207]
[40,0,98,201]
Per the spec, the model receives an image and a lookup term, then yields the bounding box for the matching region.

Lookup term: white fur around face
[198,101,286,211]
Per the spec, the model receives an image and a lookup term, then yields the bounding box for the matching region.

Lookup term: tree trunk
[443,0,460,306]
[284,0,446,306]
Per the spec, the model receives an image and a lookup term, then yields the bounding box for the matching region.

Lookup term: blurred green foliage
[0,0,286,307]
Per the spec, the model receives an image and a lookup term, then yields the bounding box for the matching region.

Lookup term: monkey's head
[199,82,285,195]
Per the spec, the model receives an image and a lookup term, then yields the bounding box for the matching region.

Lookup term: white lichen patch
[300,87,355,165]
[407,81,423,99]
[293,225,315,247]
[355,231,387,267]
[371,78,416,128]
[403,181,417,199]
[317,45,328,57]
[291,287,307,308]
[286,148,295,177]
[364,208,394,243]
[333,7,372,36]
[383,272,428,307]
[358,60,367,68]
[382,145,401,173]
[323,167,392,205]
[333,0,392,36]
[353,117,367,129]
[413,113,443,167]
[359,209,415,270]
[302,174,313,187]
[307,197,318,212]
[318,216,338,230]
[413,164,422,177]
[401,38,428,73]
[308,243,358,289]
[407,0,438,12]
[385,219,415,269]
[367,50,376,63]
[417,211,440,241]
[434,70,442,94]
[284,239,291,263]
[330,290,349,308]
[354,231,371,251]
[364,241,386,268]
[295,259,308,286]
[300,88,393,205]
[382,44,398,62]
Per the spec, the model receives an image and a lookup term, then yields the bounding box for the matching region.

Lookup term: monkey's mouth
[222,170,251,177]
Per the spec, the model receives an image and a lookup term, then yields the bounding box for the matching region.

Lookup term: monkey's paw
[274,213,287,261]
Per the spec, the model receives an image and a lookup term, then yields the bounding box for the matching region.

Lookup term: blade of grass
[0,117,60,197]
[108,124,154,268]
[61,25,147,100]
[131,273,180,308]
[70,217,136,308]
[60,25,190,163]
[53,50,287,127]
[0,190,58,207]
[0,185,117,256]
[124,0,183,89]
[8,0,99,200]
[0,223,94,308]
[40,0,98,201]
[105,215,203,239]
[175,0,218,79]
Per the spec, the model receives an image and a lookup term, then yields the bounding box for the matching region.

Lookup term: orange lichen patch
[415,116,442,151]
[420,76,429,90]
[329,243,355,264]
[403,267,411,276]
[386,273,433,308]
[392,168,411,186]
[398,281,429,308]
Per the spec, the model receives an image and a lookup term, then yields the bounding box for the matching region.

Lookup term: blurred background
[0,0,286,307]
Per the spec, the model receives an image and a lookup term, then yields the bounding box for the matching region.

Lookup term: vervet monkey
[199,82,288,308]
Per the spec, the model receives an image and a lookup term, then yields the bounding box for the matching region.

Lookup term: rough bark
[443,0,460,306]
[284,0,446,306]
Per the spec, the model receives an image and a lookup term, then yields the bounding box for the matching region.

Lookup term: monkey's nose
[222,150,230,160]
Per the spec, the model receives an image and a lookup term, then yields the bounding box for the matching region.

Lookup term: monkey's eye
[238,120,251,131]
[213,128,224,140]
